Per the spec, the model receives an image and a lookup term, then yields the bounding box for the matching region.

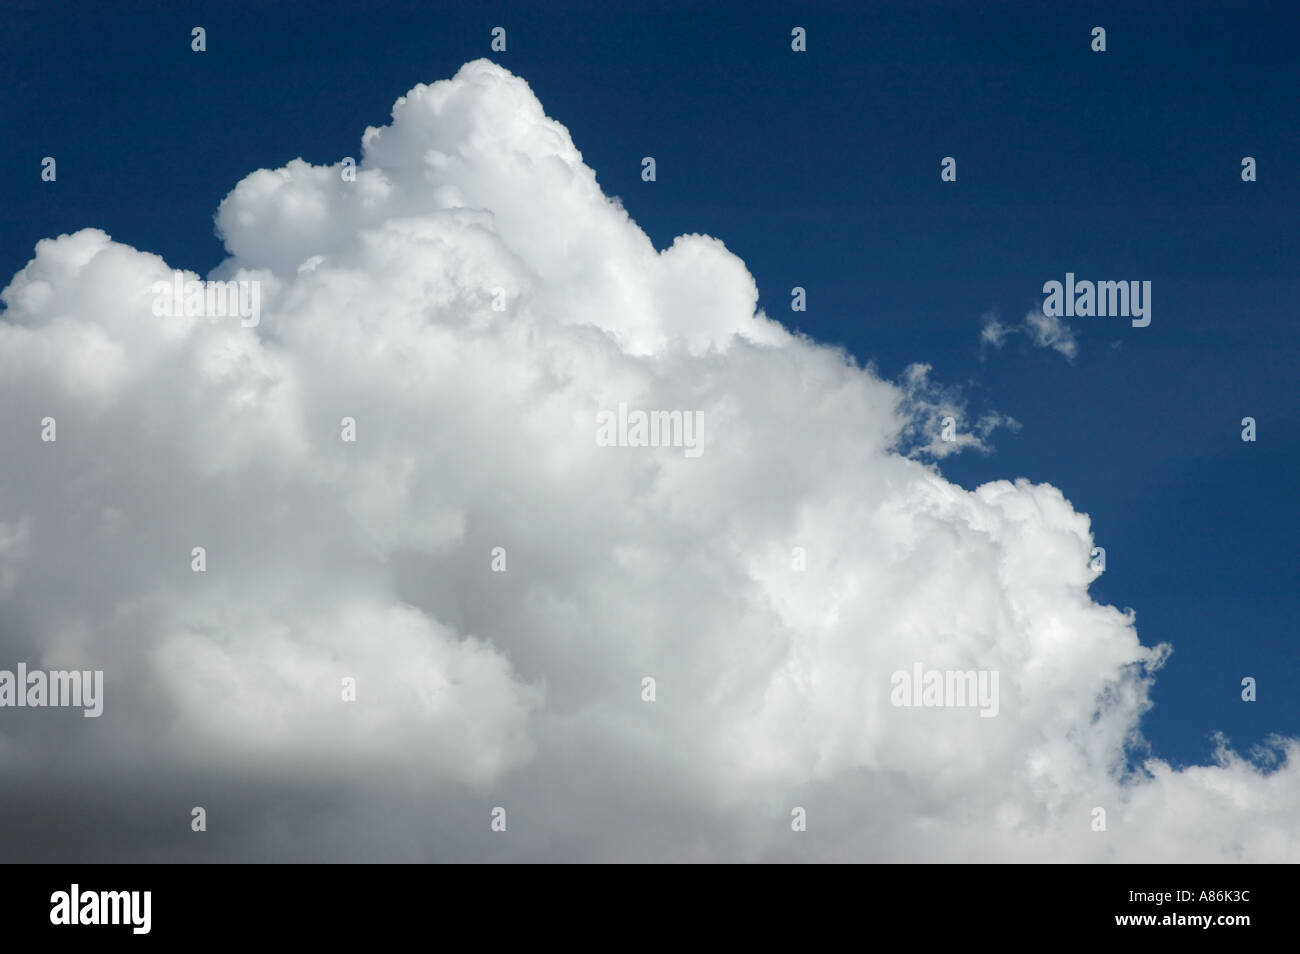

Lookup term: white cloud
[1025,307,1079,360]
[980,308,1078,361]
[0,59,1294,861]
[980,312,1010,348]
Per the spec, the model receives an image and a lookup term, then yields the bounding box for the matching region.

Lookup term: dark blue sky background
[3,0,1296,769]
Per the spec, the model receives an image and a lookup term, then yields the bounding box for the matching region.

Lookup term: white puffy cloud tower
[0,60,1295,861]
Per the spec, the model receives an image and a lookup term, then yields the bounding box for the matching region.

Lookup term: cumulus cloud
[896,362,1020,458]
[0,60,1294,861]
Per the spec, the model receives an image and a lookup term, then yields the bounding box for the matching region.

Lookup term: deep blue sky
[3,0,1297,769]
